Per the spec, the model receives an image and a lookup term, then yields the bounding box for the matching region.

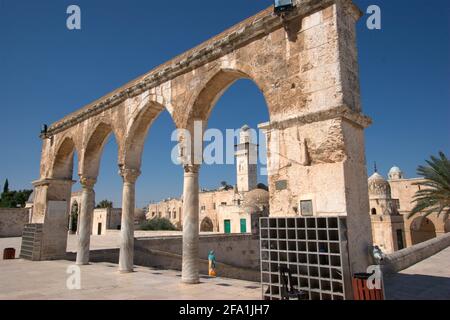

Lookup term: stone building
[147,125,269,234]
[90,207,122,235]
[368,171,405,254]
[369,166,449,253]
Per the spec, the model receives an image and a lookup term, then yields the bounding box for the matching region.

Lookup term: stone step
[20,223,44,261]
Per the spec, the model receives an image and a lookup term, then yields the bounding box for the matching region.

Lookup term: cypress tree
[3,179,9,194]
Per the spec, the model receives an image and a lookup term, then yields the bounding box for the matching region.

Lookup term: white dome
[388,166,404,180]
[368,172,392,198]
[389,166,401,174]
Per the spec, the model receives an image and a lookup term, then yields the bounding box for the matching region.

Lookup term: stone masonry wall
[135,234,260,270]
[0,208,30,238]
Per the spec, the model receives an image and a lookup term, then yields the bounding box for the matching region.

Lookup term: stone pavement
[0,259,261,300]
[384,246,450,300]
[2,236,450,300]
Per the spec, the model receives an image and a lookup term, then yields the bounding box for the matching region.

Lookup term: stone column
[118,168,141,273]
[68,213,74,234]
[76,177,96,265]
[182,164,200,284]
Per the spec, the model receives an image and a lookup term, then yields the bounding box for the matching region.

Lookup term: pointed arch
[80,122,120,178]
[200,216,214,232]
[123,100,176,170]
[185,67,271,127]
[51,136,78,180]
[410,217,437,245]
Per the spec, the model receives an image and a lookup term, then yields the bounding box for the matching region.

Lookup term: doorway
[240,219,247,233]
[224,220,231,234]
[396,229,405,251]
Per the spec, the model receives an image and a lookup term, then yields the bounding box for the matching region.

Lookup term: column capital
[183,164,200,174]
[119,167,141,184]
[79,176,97,189]
[32,178,76,188]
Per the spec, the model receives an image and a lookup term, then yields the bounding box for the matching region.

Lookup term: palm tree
[408,152,450,220]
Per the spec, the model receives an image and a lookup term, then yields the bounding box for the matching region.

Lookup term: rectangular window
[393,199,401,210]
[300,200,314,217]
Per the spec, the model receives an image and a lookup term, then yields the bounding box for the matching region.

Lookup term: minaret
[235,125,258,192]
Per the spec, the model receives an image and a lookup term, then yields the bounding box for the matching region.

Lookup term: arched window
[200,217,214,232]
[371,208,377,216]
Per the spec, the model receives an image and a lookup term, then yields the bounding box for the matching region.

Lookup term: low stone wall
[134,234,260,270]
[134,247,260,282]
[64,234,261,281]
[0,208,30,238]
[382,233,450,274]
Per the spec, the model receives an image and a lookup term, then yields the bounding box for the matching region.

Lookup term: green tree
[3,179,9,194]
[0,189,32,208]
[140,218,177,231]
[96,200,113,209]
[408,152,450,221]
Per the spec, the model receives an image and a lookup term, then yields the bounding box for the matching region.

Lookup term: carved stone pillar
[118,167,141,273]
[76,177,96,265]
[182,164,200,284]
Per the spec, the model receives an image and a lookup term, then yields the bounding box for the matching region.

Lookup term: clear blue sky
[0,0,449,208]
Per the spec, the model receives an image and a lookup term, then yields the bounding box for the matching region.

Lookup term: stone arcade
[24,0,373,287]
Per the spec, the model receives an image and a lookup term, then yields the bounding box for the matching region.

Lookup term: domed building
[368,172,395,215]
[368,170,405,254]
[368,164,449,254]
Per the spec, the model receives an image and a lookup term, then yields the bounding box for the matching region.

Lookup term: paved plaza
[385,246,450,300]
[1,235,450,300]
[0,259,261,300]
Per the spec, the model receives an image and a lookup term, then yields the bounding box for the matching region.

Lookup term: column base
[182,277,201,285]
[119,269,135,274]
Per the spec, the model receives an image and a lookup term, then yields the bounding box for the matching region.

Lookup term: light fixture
[40,124,51,140]
[274,0,295,15]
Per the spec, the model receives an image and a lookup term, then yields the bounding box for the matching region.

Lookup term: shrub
[140,218,177,231]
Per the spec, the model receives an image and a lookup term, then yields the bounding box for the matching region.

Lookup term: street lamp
[274,0,295,15]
